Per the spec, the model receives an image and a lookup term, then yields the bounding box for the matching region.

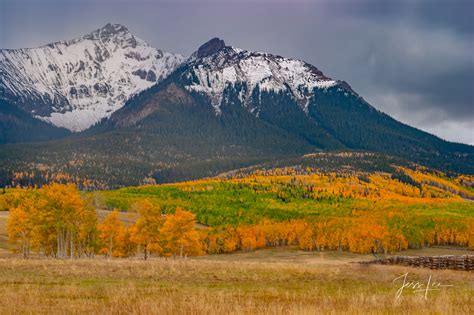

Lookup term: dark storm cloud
[328,0,474,34]
[0,0,473,143]
[320,0,474,143]
[415,0,474,34]
[365,26,474,120]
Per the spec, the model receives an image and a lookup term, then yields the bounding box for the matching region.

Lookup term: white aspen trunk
[57,230,61,258]
[60,229,64,258]
[70,232,74,260]
[21,232,26,258]
[60,229,63,258]
[64,230,68,258]
[109,235,113,258]
[61,230,64,258]
[63,229,68,258]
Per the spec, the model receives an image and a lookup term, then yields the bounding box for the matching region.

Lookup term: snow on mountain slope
[183,38,338,114]
[0,23,184,131]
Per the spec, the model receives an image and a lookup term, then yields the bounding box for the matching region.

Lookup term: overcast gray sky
[1,0,473,144]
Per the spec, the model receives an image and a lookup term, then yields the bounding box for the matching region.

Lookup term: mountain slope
[0,36,472,188]
[0,82,316,187]
[112,38,471,173]
[0,99,70,144]
[0,23,184,132]
[307,87,472,170]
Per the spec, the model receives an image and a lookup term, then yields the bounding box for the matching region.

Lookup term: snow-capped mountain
[1,30,472,185]
[0,23,184,131]
[0,30,347,132]
[182,38,340,115]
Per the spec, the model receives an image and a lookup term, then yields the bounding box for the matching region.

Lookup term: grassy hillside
[100,175,473,226]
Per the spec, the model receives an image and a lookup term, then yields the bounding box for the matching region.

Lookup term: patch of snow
[184,46,337,114]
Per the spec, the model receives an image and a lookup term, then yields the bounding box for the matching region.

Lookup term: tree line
[6,183,473,259]
[7,184,202,259]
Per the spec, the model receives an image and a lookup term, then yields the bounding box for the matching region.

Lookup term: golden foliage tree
[160,207,203,258]
[7,184,97,258]
[131,199,164,260]
[7,190,42,258]
[97,210,124,258]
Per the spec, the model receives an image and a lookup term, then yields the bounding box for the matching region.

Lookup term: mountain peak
[0,22,185,132]
[100,23,130,35]
[197,38,226,58]
[81,23,131,42]
[184,40,339,114]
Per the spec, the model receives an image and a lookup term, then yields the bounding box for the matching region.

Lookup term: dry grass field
[0,210,472,314]
[0,249,472,314]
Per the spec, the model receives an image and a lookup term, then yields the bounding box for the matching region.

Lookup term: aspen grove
[5,179,473,258]
[7,184,205,259]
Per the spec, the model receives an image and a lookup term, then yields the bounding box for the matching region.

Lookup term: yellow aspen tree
[97,210,124,258]
[41,183,92,258]
[160,207,203,259]
[222,226,239,253]
[7,190,42,258]
[75,195,98,258]
[132,199,164,260]
[116,225,138,257]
